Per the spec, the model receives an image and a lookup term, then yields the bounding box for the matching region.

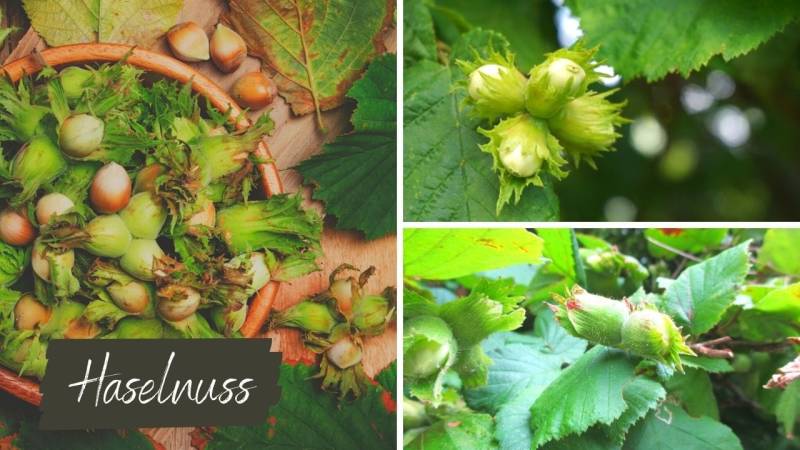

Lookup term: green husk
[87,259,135,286]
[351,292,395,336]
[119,192,167,239]
[59,114,105,158]
[403,315,457,405]
[102,317,165,339]
[621,309,695,372]
[87,262,156,319]
[38,300,85,338]
[478,114,567,215]
[189,114,273,185]
[552,286,695,371]
[272,301,338,334]
[524,46,598,118]
[210,302,247,337]
[314,346,372,400]
[84,293,133,330]
[580,247,649,297]
[0,74,49,141]
[0,240,29,286]
[0,334,48,379]
[216,194,322,281]
[47,250,79,298]
[549,90,628,168]
[119,239,165,281]
[552,286,630,346]
[59,66,93,104]
[10,134,67,205]
[163,313,222,339]
[456,51,527,121]
[84,214,132,257]
[46,161,99,217]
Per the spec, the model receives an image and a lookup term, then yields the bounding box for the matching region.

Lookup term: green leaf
[540,428,617,450]
[46,161,99,218]
[404,228,543,280]
[566,0,800,81]
[436,0,557,68]
[377,362,397,395]
[604,378,666,444]
[403,29,560,221]
[404,0,438,65]
[17,425,156,450]
[0,287,20,328]
[775,380,800,439]
[297,54,396,239]
[0,9,17,48]
[23,0,183,47]
[495,387,542,450]
[427,3,470,47]
[661,242,751,335]
[735,283,800,341]
[403,411,497,450]
[665,368,719,419]
[644,229,728,259]
[530,346,639,447]
[210,364,395,450]
[0,398,155,450]
[527,268,571,305]
[538,228,587,289]
[758,229,800,275]
[679,355,733,374]
[465,341,563,414]
[531,308,587,364]
[349,55,396,134]
[541,378,666,449]
[403,286,439,319]
[576,233,613,250]
[470,312,586,450]
[225,0,394,123]
[623,404,743,450]
[438,281,526,387]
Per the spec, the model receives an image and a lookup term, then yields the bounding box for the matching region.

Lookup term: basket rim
[0,43,283,406]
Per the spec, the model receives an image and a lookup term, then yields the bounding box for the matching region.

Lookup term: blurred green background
[422,0,800,221]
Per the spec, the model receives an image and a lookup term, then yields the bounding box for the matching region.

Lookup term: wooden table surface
[2,1,397,448]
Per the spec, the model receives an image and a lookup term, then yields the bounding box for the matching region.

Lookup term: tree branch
[690,336,734,359]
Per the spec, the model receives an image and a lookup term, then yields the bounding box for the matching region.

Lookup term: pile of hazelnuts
[166,21,277,110]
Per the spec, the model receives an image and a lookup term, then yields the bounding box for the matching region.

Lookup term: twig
[696,336,733,346]
[691,346,734,359]
[727,337,799,353]
[723,379,766,412]
[690,336,734,359]
[671,257,688,279]
[645,237,701,262]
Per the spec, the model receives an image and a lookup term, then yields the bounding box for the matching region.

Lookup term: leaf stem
[645,237,701,262]
[293,0,324,130]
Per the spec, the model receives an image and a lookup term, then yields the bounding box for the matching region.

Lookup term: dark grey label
[39,339,281,430]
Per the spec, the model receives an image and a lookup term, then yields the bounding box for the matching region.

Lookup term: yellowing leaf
[224,0,394,126]
[23,0,183,47]
[296,54,396,239]
[404,228,543,280]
